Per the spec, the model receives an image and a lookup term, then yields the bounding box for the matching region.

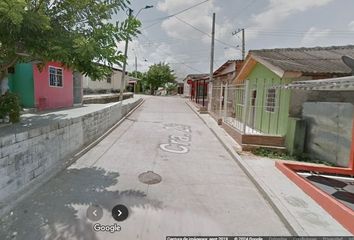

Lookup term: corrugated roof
[250,45,354,75]
[275,76,354,91]
[183,73,209,81]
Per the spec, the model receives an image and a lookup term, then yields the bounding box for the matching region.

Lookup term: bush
[0,92,21,123]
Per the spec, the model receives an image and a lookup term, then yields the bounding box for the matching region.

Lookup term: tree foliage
[0,0,140,80]
[128,70,145,79]
[143,63,176,94]
[0,91,21,123]
[165,82,178,95]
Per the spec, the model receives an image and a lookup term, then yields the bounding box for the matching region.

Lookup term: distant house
[82,65,128,94]
[127,76,140,93]
[182,73,209,100]
[8,62,81,110]
[222,45,354,151]
[210,60,244,120]
[177,81,184,95]
[213,60,244,86]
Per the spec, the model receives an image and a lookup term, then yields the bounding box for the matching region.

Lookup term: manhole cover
[138,171,162,185]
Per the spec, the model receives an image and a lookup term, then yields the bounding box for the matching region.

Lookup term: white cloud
[157,0,216,41]
[349,21,354,31]
[301,27,331,46]
[122,0,239,77]
[224,48,242,60]
[157,0,233,44]
[247,0,334,40]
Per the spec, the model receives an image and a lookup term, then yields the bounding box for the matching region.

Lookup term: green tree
[128,70,145,79]
[143,63,176,95]
[0,0,140,86]
[165,82,178,95]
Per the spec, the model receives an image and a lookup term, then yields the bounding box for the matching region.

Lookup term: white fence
[211,80,283,135]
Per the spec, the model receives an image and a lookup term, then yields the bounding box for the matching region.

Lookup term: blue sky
[114,0,354,79]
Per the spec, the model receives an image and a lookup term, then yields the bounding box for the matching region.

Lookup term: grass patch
[251,148,336,167]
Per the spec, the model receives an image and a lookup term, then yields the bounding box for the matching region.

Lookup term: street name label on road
[160,123,192,154]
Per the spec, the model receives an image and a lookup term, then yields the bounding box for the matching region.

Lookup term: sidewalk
[186,100,351,236]
[0,96,143,137]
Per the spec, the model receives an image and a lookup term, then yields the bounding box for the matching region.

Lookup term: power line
[174,16,241,51]
[142,0,210,30]
[155,0,210,21]
[168,58,228,64]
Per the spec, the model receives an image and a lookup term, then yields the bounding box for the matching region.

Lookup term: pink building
[10,62,82,111]
[34,62,74,110]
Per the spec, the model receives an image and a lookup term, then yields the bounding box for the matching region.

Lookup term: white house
[82,65,128,93]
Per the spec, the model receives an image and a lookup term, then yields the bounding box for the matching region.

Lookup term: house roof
[275,75,354,91]
[183,73,209,81]
[250,45,354,76]
[213,60,239,76]
[94,62,126,73]
[128,76,140,82]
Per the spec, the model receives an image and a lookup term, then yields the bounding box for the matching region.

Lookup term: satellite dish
[341,55,354,75]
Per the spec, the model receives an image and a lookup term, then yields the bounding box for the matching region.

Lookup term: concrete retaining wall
[0,98,142,214]
[83,92,133,104]
[303,102,353,167]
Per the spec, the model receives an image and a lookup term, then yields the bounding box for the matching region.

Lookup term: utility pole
[119,8,133,102]
[135,55,138,78]
[118,5,153,98]
[232,28,245,60]
[207,12,216,111]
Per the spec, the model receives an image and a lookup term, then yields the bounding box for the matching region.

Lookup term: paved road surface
[0,96,290,239]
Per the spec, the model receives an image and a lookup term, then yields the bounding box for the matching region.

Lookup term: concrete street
[0,96,290,239]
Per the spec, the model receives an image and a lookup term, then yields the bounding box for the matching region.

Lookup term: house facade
[183,74,209,98]
[222,45,354,151]
[82,66,127,94]
[8,62,80,110]
[209,60,244,121]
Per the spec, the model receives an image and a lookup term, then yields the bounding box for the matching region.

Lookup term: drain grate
[138,171,162,185]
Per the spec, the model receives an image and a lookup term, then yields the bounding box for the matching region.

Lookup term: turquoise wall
[8,64,35,108]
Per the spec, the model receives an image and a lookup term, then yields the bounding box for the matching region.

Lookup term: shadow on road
[0,167,162,240]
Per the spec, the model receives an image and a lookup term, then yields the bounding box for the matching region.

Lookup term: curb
[70,98,145,162]
[185,100,299,236]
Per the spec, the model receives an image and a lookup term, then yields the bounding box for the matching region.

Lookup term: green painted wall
[246,63,291,136]
[8,64,35,108]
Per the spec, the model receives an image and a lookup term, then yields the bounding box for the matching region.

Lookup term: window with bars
[265,88,276,112]
[49,67,63,87]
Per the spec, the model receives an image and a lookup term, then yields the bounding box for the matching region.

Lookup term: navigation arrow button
[86,205,103,221]
[112,205,129,222]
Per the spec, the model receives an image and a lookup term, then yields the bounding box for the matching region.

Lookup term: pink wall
[33,62,73,110]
